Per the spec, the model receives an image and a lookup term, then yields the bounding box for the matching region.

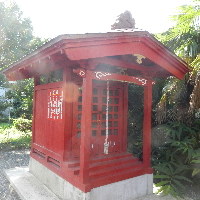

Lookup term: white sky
[12,0,192,39]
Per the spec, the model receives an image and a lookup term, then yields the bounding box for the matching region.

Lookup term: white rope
[104,80,109,154]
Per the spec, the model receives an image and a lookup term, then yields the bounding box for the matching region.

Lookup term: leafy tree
[156,1,200,61]
[7,78,34,119]
[0,1,33,70]
[0,1,49,119]
[0,1,49,71]
[152,1,200,197]
[155,0,200,125]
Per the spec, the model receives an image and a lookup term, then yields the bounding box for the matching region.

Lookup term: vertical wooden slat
[79,70,92,184]
[63,67,72,161]
[122,83,128,152]
[143,80,152,168]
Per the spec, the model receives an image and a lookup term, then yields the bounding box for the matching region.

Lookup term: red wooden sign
[47,88,63,121]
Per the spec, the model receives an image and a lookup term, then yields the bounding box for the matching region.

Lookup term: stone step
[89,161,143,179]
[71,156,140,175]
[89,166,149,189]
[4,167,60,200]
[67,152,134,168]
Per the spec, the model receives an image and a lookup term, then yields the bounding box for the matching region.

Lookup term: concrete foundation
[29,157,153,200]
[4,167,60,200]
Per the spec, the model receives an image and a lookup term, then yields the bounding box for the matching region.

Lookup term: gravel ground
[0,149,30,200]
[0,149,200,200]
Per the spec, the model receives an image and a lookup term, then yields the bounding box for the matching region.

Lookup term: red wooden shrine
[2,31,190,193]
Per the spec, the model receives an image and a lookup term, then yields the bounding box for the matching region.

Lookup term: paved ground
[0,149,199,200]
[0,149,30,200]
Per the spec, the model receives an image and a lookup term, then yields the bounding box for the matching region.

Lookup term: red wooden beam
[4,41,66,75]
[73,68,155,86]
[30,76,39,155]
[90,57,159,72]
[79,70,93,184]
[6,68,31,81]
[6,59,76,81]
[64,41,186,79]
[3,32,190,81]
[142,80,152,168]
[91,71,155,86]
[122,83,128,152]
[63,67,73,161]
[142,36,189,74]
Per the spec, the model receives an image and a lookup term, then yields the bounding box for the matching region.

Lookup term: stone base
[4,167,60,200]
[29,157,153,200]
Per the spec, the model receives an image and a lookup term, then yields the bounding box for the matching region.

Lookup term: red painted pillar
[143,80,152,168]
[122,83,128,152]
[79,70,92,184]
[31,76,39,148]
[63,67,72,161]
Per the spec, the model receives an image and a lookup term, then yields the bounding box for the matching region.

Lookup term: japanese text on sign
[48,89,63,120]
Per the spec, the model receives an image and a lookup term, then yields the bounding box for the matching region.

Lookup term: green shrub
[153,121,200,198]
[13,118,32,132]
[0,133,31,150]
[0,122,32,150]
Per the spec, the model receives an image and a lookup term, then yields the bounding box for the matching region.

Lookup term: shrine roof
[1,30,190,81]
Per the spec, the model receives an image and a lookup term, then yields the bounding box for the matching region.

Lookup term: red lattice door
[71,82,124,158]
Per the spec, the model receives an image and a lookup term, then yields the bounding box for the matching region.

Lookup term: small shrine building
[2,22,190,199]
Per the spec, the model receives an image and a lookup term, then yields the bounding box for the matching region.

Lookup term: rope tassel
[104,80,110,154]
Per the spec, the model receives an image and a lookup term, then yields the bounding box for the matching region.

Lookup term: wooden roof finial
[111,10,135,30]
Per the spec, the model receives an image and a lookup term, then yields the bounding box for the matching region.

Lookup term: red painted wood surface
[30,68,152,192]
[29,65,155,194]
[89,83,124,155]
[6,32,189,194]
[79,70,93,183]
[3,32,190,82]
[33,82,64,156]
[71,81,126,159]
[31,148,153,193]
[122,83,128,152]
[63,67,72,161]
[64,41,186,79]
[35,90,63,152]
[73,68,155,86]
[91,57,159,72]
[143,80,152,168]
[71,83,82,158]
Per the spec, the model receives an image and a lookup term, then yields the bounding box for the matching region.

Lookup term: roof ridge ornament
[111,10,135,30]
